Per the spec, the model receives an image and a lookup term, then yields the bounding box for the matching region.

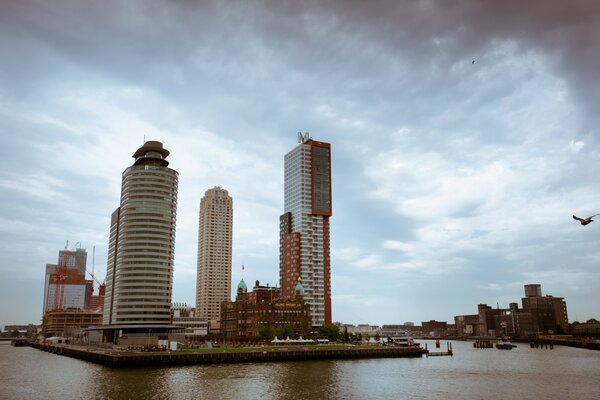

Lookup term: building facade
[196,187,233,329]
[43,309,102,338]
[220,279,311,342]
[43,248,88,314]
[103,141,178,326]
[172,303,209,341]
[454,284,569,338]
[280,133,332,327]
[521,284,569,334]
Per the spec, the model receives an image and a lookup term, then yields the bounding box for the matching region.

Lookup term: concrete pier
[28,342,427,368]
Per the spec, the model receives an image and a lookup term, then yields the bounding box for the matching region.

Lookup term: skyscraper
[43,248,88,314]
[196,187,233,329]
[280,133,332,327]
[103,141,178,326]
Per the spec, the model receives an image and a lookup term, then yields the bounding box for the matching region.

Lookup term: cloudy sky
[1,0,599,329]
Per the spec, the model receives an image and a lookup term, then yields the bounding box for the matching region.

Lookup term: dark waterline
[2,340,599,399]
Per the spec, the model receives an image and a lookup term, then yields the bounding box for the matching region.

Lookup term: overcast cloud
[1,0,599,328]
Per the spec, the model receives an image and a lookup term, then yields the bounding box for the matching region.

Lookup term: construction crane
[85,245,105,290]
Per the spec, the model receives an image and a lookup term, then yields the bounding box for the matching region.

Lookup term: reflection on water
[2,340,600,399]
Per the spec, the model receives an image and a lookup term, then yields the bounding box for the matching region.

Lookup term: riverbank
[28,342,427,367]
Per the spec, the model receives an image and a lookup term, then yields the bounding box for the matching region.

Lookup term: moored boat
[495,338,516,350]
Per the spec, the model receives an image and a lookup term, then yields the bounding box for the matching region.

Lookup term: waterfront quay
[28,342,427,368]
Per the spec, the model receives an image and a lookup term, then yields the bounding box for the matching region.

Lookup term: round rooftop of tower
[294,280,305,296]
[132,141,170,167]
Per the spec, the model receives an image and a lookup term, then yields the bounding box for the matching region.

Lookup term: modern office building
[280,133,332,327]
[102,141,178,327]
[196,187,233,330]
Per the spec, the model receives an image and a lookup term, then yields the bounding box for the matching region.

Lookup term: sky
[1,0,599,329]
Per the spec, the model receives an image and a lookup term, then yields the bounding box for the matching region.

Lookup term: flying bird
[572,214,599,226]
[472,60,475,64]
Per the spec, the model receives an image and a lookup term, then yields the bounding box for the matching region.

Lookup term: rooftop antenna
[143,134,146,144]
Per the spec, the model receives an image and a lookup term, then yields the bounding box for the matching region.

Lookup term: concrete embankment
[28,342,426,368]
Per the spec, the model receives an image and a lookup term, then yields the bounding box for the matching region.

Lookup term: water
[1,340,599,399]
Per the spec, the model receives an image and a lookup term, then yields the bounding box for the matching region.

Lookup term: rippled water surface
[2,340,599,399]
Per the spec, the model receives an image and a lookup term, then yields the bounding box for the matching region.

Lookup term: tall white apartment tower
[196,187,233,329]
[280,133,332,327]
[103,141,178,326]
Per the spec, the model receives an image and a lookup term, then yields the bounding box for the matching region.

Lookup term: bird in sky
[472,60,475,64]
[572,214,599,226]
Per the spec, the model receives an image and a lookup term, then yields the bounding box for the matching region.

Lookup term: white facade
[282,140,331,326]
[196,187,233,324]
[103,141,178,325]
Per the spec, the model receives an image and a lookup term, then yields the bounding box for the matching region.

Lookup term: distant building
[421,320,448,336]
[380,325,412,336]
[571,319,600,337]
[43,247,88,314]
[220,279,311,342]
[196,187,233,331]
[521,284,569,334]
[43,309,102,339]
[477,304,504,336]
[88,284,105,313]
[172,303,208,341]
[454,284,569,338]
[102,141,178,329]
[342,324,381,336]
[280,134,332,327]
[44,267,87,312]
[454,314,479,337]
[3,324,40,335]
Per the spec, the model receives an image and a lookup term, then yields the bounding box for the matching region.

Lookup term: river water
[1,340,599,399]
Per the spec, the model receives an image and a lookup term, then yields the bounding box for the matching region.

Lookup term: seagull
[572,214,599,226]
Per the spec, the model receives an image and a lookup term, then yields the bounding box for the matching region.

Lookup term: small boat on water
[495,338,516,350]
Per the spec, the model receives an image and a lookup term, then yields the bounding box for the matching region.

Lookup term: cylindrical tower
[103,141,178,325]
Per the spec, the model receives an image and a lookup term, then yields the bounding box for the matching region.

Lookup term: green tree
[318,324,340,342]
[274,325,294,340]
[343,326,350,343]
[259,325,274,339]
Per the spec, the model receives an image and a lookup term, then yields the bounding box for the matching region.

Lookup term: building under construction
[41,244,105,339]
[42,308,103,339]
